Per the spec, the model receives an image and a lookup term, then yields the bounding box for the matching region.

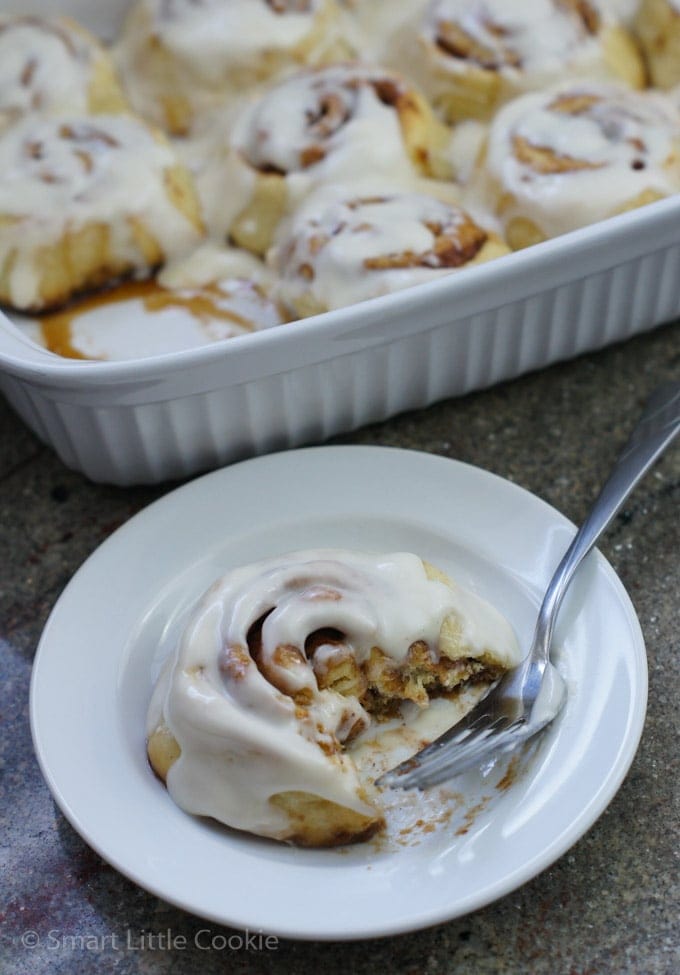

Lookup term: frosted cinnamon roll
[389,0,645,123]
[0,114,204,312]
[634,0,680,89]
[0,15,128,128]
[269,188,509,317]
[115,0,355,135]
[220,63,452,254]
[147,550,521,846]
[478,83,680,250]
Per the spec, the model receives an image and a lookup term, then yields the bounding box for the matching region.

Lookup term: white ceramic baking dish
[1,1,680,485]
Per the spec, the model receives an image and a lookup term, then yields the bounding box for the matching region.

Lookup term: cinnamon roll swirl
[478,82,680,249]
[0,115,205,312]
[222,63,452,254]
[115,0,356,135]
[269,188,509,317]
[0,15,128,128]
[147,550,521,846]
[389,0,645,123]
[634,0,680,90]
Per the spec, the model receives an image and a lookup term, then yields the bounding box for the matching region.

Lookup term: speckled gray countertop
[1,322,678,975]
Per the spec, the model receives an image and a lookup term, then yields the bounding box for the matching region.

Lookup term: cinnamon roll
[477,82,680,249]
[389,0,645,123]
[221,63,452,254]
[0,15,128,127]
[147,550,521,846]
[115,0,356,135]
[634,0,680,90]
[0,114,205,312]
[269,187,509,317]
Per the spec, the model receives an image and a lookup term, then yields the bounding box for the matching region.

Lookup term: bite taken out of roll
[217,62,453,254]
[0,114,205,312]
[268,186,509,318]
[0,14,128,128]
[147,550,522,847]
[115,0,357,135]
[475,82,680,250]
[387,0,646,123]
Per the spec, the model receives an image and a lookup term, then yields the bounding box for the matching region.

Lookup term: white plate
[30,446,647,940]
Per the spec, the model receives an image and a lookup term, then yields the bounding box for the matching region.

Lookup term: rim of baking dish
[1,196,679,386]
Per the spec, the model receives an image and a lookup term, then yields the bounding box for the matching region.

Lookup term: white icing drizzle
[159,240,276,289]
[170,115,257,239]
[0,114,203,309]
[231,64,422,181]
[484,82,680,238]
[115,0,351,130]
[422,0,602,80]
[0,15,103,120]
[148,549,521,837]
[182,63,442,242]
[447,118,489,184]
[270,186,490,312]
[149,0,326,81]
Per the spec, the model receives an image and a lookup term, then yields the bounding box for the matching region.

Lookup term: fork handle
[532,381,680,663]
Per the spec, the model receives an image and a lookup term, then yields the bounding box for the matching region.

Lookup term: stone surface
[1,321,678,975]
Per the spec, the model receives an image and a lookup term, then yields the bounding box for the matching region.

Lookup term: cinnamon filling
[559,0,600,34]
[531,96,651,172]
[57,122,120,148]
[548,92,602,115]
[21,123,122,182]
[245,612,500,727]
[512,134,603,174]
[267,0,314,12]
[435,19,521,70]
[434,0,600,70]
[295,73,410,171]
[364,215,487,270]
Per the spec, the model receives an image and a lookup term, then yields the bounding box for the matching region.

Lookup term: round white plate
[30,446,647,940]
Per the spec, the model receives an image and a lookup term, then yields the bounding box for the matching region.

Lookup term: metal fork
[378,381,680,791]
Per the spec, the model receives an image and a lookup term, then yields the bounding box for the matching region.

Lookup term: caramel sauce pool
[38,279,256,360]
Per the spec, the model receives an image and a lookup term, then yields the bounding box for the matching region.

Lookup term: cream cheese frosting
[147,549,521,839]
[421,0,612,88]
[231,64,422,183]
[182,62,450,244]
[115,0,352,131]
[422,0,602,79]
[0,113,203,309]
[484,82,680,238]
[145,0,328,82]
[0,15,116,120]
[269,186,502,313]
